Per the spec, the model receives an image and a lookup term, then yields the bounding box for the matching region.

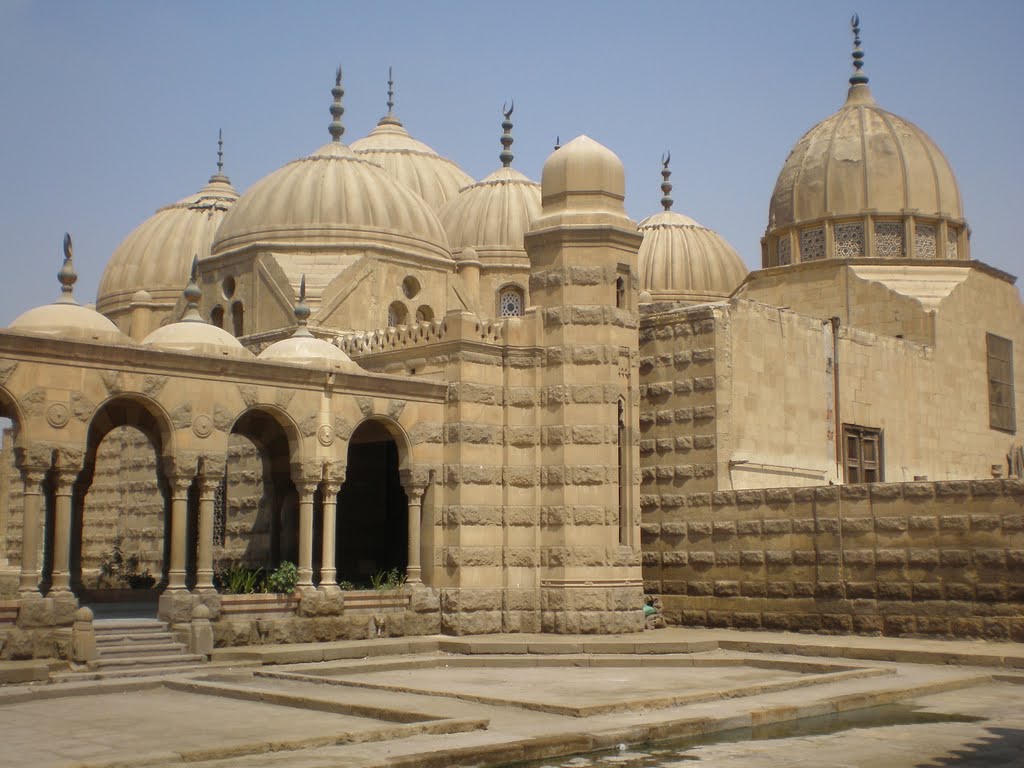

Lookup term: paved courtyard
[0,629,1021,768]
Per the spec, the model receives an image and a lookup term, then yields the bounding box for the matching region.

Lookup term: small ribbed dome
[98,170,238,321]
[764,21,966,267]
[12,235,131,345]
[438,167,541,255]
[638,211,748,301]
[212,142,450,261]
[351,118,474,211]
[141,259,252,359]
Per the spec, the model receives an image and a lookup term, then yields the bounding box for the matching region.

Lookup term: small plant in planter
[266,561,299,594]
[215,561,265,594]
[370,567,406,591]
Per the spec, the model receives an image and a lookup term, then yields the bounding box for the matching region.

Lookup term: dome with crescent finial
[638,154,747,301]
[12,234,132,345]
[764,16,967,268]
[437,103,541,261]
[350,68,474,211]
[141,257,252,359]
[212,68,450,268]
[97,133,239,327]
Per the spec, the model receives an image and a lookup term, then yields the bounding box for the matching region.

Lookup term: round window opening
[401,276,420,299]
[222,276,236,300]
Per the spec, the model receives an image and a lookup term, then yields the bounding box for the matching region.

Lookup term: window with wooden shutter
[843,424,883,484]
[987,333,1016,433]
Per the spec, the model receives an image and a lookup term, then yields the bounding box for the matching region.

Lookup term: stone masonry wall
[642,480,1024,640]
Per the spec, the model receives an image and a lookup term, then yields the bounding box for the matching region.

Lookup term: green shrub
[370,567,406,591]
[99,536,155,589]
[266,561,298,594]
[215,562,264,594]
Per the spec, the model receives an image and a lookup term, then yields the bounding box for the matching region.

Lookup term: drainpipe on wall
[831,316,842,480]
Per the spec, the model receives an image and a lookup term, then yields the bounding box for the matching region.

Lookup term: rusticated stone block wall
[642,480,1024,640]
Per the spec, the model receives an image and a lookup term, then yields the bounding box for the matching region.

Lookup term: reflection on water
[499,705,982,768]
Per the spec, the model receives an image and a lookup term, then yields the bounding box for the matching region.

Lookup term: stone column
[400,470,428,586]
[195,474,219,592]
[165,472,193,591]
[49,464,81,593]
[17,466,48,596]
[319,477,343,591]
[296,481,318,591]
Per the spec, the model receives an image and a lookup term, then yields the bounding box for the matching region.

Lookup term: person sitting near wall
[644,594,666,629]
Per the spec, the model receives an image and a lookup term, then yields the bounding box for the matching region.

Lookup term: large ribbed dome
[350,93,474,211]
[763,22,967,267]
[97,171,238,321]
[212,142,450,261]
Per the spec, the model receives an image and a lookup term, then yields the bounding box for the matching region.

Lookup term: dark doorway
[336,421,407,585]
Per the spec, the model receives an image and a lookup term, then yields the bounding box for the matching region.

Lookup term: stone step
[89,653,206,671]
[93,619,167,634]
[53,663,209,683]
[96,631,177,645]
[94,642,188,658]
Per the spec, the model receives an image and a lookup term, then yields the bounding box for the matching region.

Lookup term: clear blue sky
[0,0,1021,323]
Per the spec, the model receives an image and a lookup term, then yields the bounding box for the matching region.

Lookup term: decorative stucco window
[946,227,959,260]
[213,471,227,547]
[799,226,825,262]
[914,223,937,259]
[874,221,904,258]
[833,222,865,259]
[987,333,1016,433]
[499,286,524,317]
[387,301,408,327]
[843,424,883,483]
[776,236,791,266]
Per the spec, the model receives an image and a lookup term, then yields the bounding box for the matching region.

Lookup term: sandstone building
[0,19,1021,661]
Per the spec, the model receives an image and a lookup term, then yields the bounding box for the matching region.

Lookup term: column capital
[197,475,221,499]
[19,467,48,491]
[291,459,323,488]
[399,467,431,501]
[324,459,346,486]
[198,455,226,480]
[15,443,53,474]
[322,480,343,497]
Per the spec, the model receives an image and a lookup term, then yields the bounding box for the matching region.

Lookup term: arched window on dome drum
[874,221,904,258]
[415,305,434,323]
[498,286,524,318]
[388,301,408,327]
[776,236,791,266]
[210,305,224,329]
[946,227,959,260]
[615,277,626,309]
[914,223,937,259]
[231,301,244,337]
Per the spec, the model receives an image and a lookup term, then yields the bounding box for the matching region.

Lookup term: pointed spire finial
[387,66,395,115]
[293,274,312,337]
[849,13,869,86]
[554,135,561,151]
[182,255,203,322]
[329,66,345,142]
[217,129,224,174]
[499,100,514,167]
[57,232,78,304]
[660,152,674,211]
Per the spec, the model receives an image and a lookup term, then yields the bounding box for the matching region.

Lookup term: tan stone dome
[12,235,131,345]
[259,277,360,371]
[535,135,631,229]
[764,20,967,267]
[638,156,747,301]
[437,105,540,261]
[213,141,450,261]
[350,71,473,211]
[141,260,252,359]
[98,141,239,322]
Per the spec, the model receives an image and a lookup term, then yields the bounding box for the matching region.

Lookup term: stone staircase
[83,618,206,678]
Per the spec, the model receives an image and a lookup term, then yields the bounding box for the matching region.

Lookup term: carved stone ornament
[317,424,335,447]
[46,402,70,429]
[99,370,125,394]
[192,414,213,439]
[0,359,18,385]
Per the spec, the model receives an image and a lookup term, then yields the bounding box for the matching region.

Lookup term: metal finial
[554,135,561,151]
[182,255,203,321]
[387,66,395,115]
[329,66,345,142]
[499,100,514,167]
[57,232,78,304]
[849,13,869,86]
[660,152,673,211]
[294,274,312,337]
[216,129,224,174]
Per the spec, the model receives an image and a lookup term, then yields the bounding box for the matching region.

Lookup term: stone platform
[0,628,1021,767]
